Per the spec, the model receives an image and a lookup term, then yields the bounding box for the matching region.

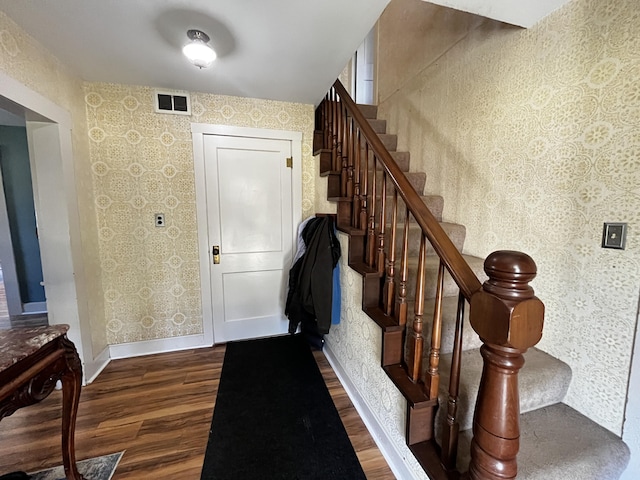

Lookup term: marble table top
[0,324,69,372]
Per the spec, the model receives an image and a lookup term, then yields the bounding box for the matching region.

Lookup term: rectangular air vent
[154,91,191,115]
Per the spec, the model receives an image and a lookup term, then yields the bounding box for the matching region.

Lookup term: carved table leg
[60,336,85,480]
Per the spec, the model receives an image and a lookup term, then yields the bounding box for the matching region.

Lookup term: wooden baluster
[336,91,343,171]
[467,251,544,480]
[395,208,410,328]
[359,144,369,238]
[345,118,354,199]
[352,129,362,230]
[331,90,339,171]
[340,102,348,196]
[441,291,466,470]
[382,189,398,316]
[405,233,426,382]
[359,143,369,232]
[367,155,377,267]
[323,93,330,149]
[336,92,342,172]
[376,170,387,274]
[424,260,445,399]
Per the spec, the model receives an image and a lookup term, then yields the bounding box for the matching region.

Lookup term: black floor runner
[200,334,366,480]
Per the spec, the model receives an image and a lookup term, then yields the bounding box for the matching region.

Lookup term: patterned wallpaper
[376,0,640,435]
[0,12,107,354]
[84,83,315,344]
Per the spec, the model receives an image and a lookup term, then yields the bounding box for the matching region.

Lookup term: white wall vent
[154,90,191,115]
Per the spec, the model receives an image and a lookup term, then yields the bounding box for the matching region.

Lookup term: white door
[203,134,294,343]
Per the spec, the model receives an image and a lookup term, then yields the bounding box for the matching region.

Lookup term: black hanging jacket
[285,217,341,336]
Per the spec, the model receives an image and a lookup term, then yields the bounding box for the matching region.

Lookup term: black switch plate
[602,222,627,249]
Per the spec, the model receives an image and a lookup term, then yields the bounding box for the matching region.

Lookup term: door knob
[212,245,220,264]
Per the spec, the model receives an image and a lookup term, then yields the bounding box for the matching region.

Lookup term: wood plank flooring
[0,343,396,479]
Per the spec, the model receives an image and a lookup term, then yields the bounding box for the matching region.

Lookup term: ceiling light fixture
[182,29,217,69]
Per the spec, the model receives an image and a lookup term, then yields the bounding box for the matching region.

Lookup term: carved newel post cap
[470,250,544,350]
[484,250,537,300]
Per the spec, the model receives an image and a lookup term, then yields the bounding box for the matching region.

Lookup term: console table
[0,325,85,479]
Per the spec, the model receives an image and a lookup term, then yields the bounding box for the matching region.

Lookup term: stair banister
[319,80,546,480]
[332,80,482,300]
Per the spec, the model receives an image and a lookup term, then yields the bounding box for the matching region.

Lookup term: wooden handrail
[332,80,482,301]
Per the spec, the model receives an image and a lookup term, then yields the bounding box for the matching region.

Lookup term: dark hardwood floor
[0,343,396,479]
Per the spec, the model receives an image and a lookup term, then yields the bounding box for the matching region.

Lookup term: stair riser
[368,118,387,134]
[378,195,444,224]
[385,223,466,263]
[371,171,426,196]
[358,104,378,119]
[351,134,397,152]
[378,134,397,152]
[361,149,411,172]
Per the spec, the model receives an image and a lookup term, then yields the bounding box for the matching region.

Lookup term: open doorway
[0,109,48,328]
[352,26,377,105]
[0,70,98,381]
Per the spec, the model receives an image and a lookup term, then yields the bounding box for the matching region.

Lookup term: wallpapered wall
[0,12,107,354]
[84,83,316,344]
[376,0,639,435]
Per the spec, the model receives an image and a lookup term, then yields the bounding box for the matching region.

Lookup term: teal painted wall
[0,126,45,304]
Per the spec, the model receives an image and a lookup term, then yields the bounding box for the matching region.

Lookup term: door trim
[0,70,97,380]
[191,123,302,345]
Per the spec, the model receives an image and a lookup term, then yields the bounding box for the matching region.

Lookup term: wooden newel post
[466,250,544,480]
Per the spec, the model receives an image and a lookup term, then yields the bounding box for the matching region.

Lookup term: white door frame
[191,124,302,345]
[0,70,95,380]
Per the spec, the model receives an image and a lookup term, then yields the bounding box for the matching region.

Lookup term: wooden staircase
[314,80,630,479]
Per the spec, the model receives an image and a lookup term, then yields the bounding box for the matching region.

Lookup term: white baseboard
[84,345,111,384]
[323,342,423,480]
[109,333,211,360]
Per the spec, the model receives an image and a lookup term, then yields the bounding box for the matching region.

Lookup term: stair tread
[381,194,444,223]
[436,347,572,434]
[387,223,465,258]
[374,170,426,195]
[456,403,630,479]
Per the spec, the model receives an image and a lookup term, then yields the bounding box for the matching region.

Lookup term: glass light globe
[183,30,217,69]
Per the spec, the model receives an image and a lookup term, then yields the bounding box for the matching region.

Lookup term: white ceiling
[0,0,391,106]
[0,0,571,112]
